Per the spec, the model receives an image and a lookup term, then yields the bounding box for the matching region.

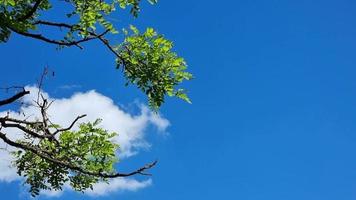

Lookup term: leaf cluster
[13,120,118,196]
[0,0,156,40]
[117,26,193,109]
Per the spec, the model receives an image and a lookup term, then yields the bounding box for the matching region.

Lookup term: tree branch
[0,117,41,126]
[53,114,87,135]
[16,20,127,67]
[0,130,156,178]
[32,20,127,65]
[7,25,109,49]
[0,120,50,139]
[0,90,29,107]
[33,20,74,29]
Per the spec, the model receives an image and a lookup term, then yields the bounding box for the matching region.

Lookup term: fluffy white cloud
[86,178,152,196]
[0,86,169,195]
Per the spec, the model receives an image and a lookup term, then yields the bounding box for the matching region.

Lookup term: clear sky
[1,0,356,199]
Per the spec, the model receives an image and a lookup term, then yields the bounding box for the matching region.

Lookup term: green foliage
[0,0,51,41]
[117,26,193,109]
[13,120,118,196]
[1,0,193,196]
[0,0,192,110]
[0,0,156,38]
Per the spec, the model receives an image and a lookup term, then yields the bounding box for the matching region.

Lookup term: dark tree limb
[32,20,124,60]
[53,114,87,135]
[15,20,128,69]
[0,90,29,107]
[33,20,74,29]
[7,25,110,49]
[29,20,126,64]
[0,117,41,126]
[0,120,49,139]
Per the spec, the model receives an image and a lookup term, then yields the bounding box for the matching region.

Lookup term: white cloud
[41,178,152,198]
[85,178,152,196]
[0,86,169,195]
[0,149,18,182]
[57,84,82,90]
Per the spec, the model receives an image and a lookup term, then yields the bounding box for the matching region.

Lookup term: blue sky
[1,0,356,199]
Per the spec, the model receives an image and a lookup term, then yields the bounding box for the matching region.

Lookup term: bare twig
[53,114,87,135]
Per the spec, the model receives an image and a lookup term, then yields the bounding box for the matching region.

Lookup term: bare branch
[0,117,41,126]
[53,114,87,135]
[33,20,74,29]
[96,35,132,73]
[0,120,49,139]
[28,20,127,65]
[7,25,110,49]
[36,66,48,103]
[97,36,121,58]
[103,160,158,178]
[0,90,29,107]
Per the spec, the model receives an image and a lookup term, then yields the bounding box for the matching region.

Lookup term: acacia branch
[0,117,41,126]
[33,20,120,58]
[0,120,49,139]
[15,20,127,68]
[7,25,109,49]
[96,35,133,73]
[32,20,127,65]
[0,131,156,178]
[0,90,29,107]
[53,114,87,135]
[97,36,121,58]
[33,20,74,29]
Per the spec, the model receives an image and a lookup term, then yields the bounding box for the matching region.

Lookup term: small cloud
[41,188,63,198]
[57,84,82,90]
[86,178,152,196]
